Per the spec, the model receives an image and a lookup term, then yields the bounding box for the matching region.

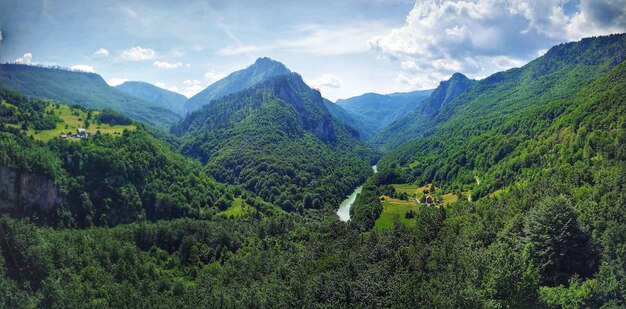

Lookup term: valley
[0,31,624,308]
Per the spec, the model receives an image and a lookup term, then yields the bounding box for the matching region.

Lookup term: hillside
[334,89,432,139]
[173,73,378,211]
[115,81,187,116]
[0,87,248,227]
[323,99,375,139]
[185,57,291,112]
[0,64,181,130]
[377,34,626,199]
[371,73,476,151]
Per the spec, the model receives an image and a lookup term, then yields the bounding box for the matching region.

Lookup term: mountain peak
[450,72,469,80]
[185,57,292,112]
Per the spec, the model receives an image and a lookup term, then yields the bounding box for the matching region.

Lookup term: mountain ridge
[0,64,181,130]
[185,57,292,112]
[115,81,187,116]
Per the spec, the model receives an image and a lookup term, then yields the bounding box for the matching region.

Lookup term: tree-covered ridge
[333,89,432,140]
[0,90,241,228]
[115,81,188,116]
[185,57,292,112]
[378,33,626,198]
[371,73,476,151]
[173,73,378,211]
[0,64,181,130]
[324,99,375,140]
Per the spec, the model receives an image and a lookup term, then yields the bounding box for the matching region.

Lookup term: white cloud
[219,23,390,56]
[370,0,626,89]
[154,82,180,93]
[204,70,226,84]
[308,74,343,89]
[181,79,205,97]
[14,52,33,65]
[107,78,128,86]
[93,48,109,58]
[70,64,95,73]
[121,46,156,61]
[153,60,186,69]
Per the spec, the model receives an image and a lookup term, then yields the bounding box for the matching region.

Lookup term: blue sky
[0,0,624,101]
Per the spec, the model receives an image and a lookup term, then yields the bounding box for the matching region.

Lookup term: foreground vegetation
[0,34,624,308]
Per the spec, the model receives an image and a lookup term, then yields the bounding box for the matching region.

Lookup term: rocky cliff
[0,166,61,211]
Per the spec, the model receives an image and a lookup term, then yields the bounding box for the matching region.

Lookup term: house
[77,128,86,137]
[425,195,434,204]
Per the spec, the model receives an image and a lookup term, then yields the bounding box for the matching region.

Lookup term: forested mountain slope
[371,73,475,151]
[323,99,375,139]
[185,57,291,112]
[378,33,626,198]
[0,64,181,130]
[173,73,378,211]
[334,89,432,138]
[0,88,244,227]
[115,81,187,116]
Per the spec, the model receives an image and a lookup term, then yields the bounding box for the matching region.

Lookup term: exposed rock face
[0,166,61,211]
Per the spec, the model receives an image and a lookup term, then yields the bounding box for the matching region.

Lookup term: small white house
[77,128,86,137]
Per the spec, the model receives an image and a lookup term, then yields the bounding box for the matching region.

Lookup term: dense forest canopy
[173,73,378,212]
[0,34,625,308]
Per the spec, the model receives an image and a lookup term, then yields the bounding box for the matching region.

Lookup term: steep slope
[0,87,240,227]
[323,98,375,139]
[0,64,181,130]
[173,73,378,210]
[185,57,291,112]
[334,89,432,138]
[115,81,187,116]
[378,33,626,198]
[371,73,475,151]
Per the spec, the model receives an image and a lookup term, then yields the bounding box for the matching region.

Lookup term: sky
[0,0,624,101]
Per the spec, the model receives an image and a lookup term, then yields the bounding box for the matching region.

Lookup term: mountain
[115,81,187,116]
[334,89,432,139]
[173,73,378,210]
[371,73,476,151]
[0,64,181,130]
[0,87,240,227]
[323,99,375,139]
[185,57,292,112]
[378,33,626,198]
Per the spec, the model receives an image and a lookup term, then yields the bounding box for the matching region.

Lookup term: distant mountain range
[0,64,181,130]
[332,90,432,139]
[115,81,187,116]
[371,73,476,151]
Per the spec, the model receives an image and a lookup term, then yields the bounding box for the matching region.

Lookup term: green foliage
[173,74,378,211]
[98,108,133,126]
[525,195,594,286]
[378,34,626,199]
[0,89,237,227]
[0,64,180,129]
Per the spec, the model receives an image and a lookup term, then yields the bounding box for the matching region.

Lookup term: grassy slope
[0,64,180,130]
[7,103,136,141]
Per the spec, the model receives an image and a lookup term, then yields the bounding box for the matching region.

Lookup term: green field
[23,104,136,141]
[392,183,432,195]
[374,196,421,231]
[216,198,249,218]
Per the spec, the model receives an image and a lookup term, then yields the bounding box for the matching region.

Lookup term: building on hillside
[425,195,434,205]
[77,128,86,137]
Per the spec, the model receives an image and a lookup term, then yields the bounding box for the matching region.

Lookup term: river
[337,165,377,222]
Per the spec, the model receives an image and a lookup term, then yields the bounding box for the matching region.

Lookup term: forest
[0,34,624,308]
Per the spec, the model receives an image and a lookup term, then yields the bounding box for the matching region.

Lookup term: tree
[525,195,593,286]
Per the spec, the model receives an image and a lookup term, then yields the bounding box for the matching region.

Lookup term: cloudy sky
[0,0,624,100]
